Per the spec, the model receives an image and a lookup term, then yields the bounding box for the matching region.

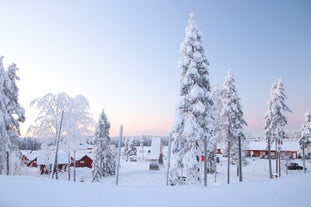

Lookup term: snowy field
[1,155,310,207]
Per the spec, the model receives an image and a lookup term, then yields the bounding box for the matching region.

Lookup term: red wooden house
[21,151,39,167]
[245,141,299,159]
[74,155,93,168]
[37,151,69,175]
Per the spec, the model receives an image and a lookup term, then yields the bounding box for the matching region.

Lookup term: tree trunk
[214,145,217,183]
[73,149,76,182]
[303,143,306,173]
[227,126,230,184]
[267,135,273,179]
[278,152,281,177]
[238,135,243,182]
[204,135,207,187]
[68,151,71,181]
[6,151,9,175]
[166,133,172,186]
[275,141,278,176]
[116,125,123,185]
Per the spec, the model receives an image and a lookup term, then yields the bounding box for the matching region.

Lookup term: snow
[36,150,69,165]
[1,153,310,207]
[247,140,300,151]
[150,138,161,160]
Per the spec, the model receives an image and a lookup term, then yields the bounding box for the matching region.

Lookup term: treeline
[111,136,169,147]
[15,137,41,150]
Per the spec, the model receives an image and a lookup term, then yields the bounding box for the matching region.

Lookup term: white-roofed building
[149,138,163,170]
[245,140,300,159]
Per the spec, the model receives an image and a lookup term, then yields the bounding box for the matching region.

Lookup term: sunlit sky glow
[0,0,310,137]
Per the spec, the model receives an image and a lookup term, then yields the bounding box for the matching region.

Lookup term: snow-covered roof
[74,150,93,160]
[246,141,300,151]
[22,148,94,164]
[37,150,69,165]
[21,150,40,161]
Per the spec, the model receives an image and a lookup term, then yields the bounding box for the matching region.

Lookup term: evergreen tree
[92,109,116,182]
[123,138,137,161]
[265,78,291,176]
[222,71,247,183]
[127,138,137,160]
[299,109,311,156]
[169,13,213,185]
[4,63,25,149]
[211,87,226,145]
[207,87,226,174]
[0,57,11,174]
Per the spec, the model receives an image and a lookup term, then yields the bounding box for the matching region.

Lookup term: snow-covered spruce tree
[4,63,25,149]
[211,87,226,145]
[264,78,291,176]
[221,71,247,183]
[123,138,137,162]
[92,109,116,182]
[169,14,213,185]
[208,87,227,174]
[300,109,311,156]
[0,57,11,174]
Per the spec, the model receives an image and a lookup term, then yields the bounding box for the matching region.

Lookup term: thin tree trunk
[51,110,64,180]
[267,135,273,179]
[238,135,243,182]
[214,145,217,183]
[227,126,230,184]
[275,141,278,176]
[68,151,71,181]
[302,143,306,173]
[6,151,9,175]
[279,150,281,177]
[116,125,123,185]
[166,133,172,186]
[204,135,207,187]
[73,149,76,182]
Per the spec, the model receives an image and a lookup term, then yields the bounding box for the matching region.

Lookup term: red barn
[71,152,93,168]
[75,155,93,168]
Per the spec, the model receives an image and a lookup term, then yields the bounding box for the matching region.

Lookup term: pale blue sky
[0,0,310,136]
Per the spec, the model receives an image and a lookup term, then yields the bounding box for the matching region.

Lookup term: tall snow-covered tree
[28,93,95,145]
[92,109,116,181]
[0,56,26,174]
[206,86,226,174]
[169,13,213,185]
[0,57,11,174]
[211,87,226,146]
[221,71,247,183]
[4,63,25,149]
[265,78,291,176]
[299,109,311,156]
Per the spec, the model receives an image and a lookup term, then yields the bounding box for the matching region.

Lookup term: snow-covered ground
[1,154,310,207]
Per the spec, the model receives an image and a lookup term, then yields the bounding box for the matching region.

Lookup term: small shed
[149,138,162,170]
[74,154,93,168]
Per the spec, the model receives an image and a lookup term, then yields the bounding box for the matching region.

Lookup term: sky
[0,0,310,137]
